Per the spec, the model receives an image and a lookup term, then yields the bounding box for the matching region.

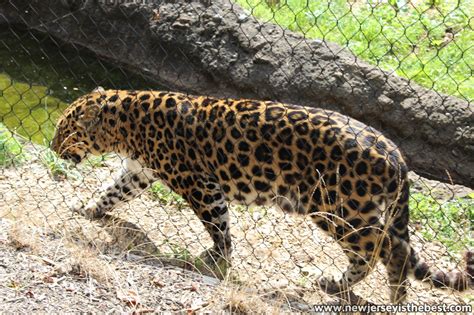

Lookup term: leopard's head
[51,93,105,164]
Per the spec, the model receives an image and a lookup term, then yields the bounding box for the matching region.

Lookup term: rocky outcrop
[1,0,472,187]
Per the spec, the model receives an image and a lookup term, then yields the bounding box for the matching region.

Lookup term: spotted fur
[52,89,473,303]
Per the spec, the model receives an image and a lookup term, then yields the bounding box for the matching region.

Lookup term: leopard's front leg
[73,158,156,219]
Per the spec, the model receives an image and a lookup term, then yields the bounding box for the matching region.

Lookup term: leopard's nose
[71,153,82,164]
[61,152,71,160]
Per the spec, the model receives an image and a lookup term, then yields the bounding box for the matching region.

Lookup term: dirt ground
[0,151,473,312]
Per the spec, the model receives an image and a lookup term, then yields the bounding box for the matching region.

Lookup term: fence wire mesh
[0,0,472,312]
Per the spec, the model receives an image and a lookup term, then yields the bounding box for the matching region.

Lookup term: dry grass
[7,215,118,286]
[65,244,117,286]
[8,222,41,251]
[225,288,275,314]
[1,157,473,312]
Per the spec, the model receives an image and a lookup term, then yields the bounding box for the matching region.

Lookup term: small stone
[301,266,323,277]
[333,71,343,78]
[269,278,289,289]
[151,276,165,288]
[377,94,394,109]
[252,211,262,221]
[201,274,220,286]
[237,14,249,23]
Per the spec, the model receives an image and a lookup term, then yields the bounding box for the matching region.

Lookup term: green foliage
[149,182,184,205]
[38,147,81,181]
[426,0,441,8]
[0,73,67,145]
[409,193,473,252]
[236,0,473,101]
[167,241,193,261]
[0,123,26,167]
[0,28,157,146]
[83,154,111,168]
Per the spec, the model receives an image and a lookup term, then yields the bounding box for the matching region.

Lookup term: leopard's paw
[317,276,340,295]
[196,248,231,279]
[70,200,104,219]
[70,200,86,215]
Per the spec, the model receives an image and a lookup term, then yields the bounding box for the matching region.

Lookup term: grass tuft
[0,123,27,167]
[37,147,81,181]
[8,222,41,251]
[410,192,473,252]
[224,288,274,314]
[149,182,184,205]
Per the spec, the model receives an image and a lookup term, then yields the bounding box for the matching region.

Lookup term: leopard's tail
[406,243,474,291]
[386,163,473,291]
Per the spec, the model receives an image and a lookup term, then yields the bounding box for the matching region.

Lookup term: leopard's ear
[77,87,107,130]
[78,104,101,130]
[92,86,106,94]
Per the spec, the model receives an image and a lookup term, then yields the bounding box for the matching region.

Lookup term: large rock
[1,0,473,187]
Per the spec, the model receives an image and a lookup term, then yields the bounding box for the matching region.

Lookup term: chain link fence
[0,0,472,312]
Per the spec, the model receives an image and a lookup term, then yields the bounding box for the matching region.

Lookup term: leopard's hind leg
[381,181,411,304]
[310,197,386,304]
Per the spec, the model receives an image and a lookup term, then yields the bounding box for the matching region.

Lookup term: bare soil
[0,153,472,312]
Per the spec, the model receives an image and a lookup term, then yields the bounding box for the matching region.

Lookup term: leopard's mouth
[62,152,83,164]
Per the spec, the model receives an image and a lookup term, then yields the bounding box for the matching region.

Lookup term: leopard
[51,88,473,304]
